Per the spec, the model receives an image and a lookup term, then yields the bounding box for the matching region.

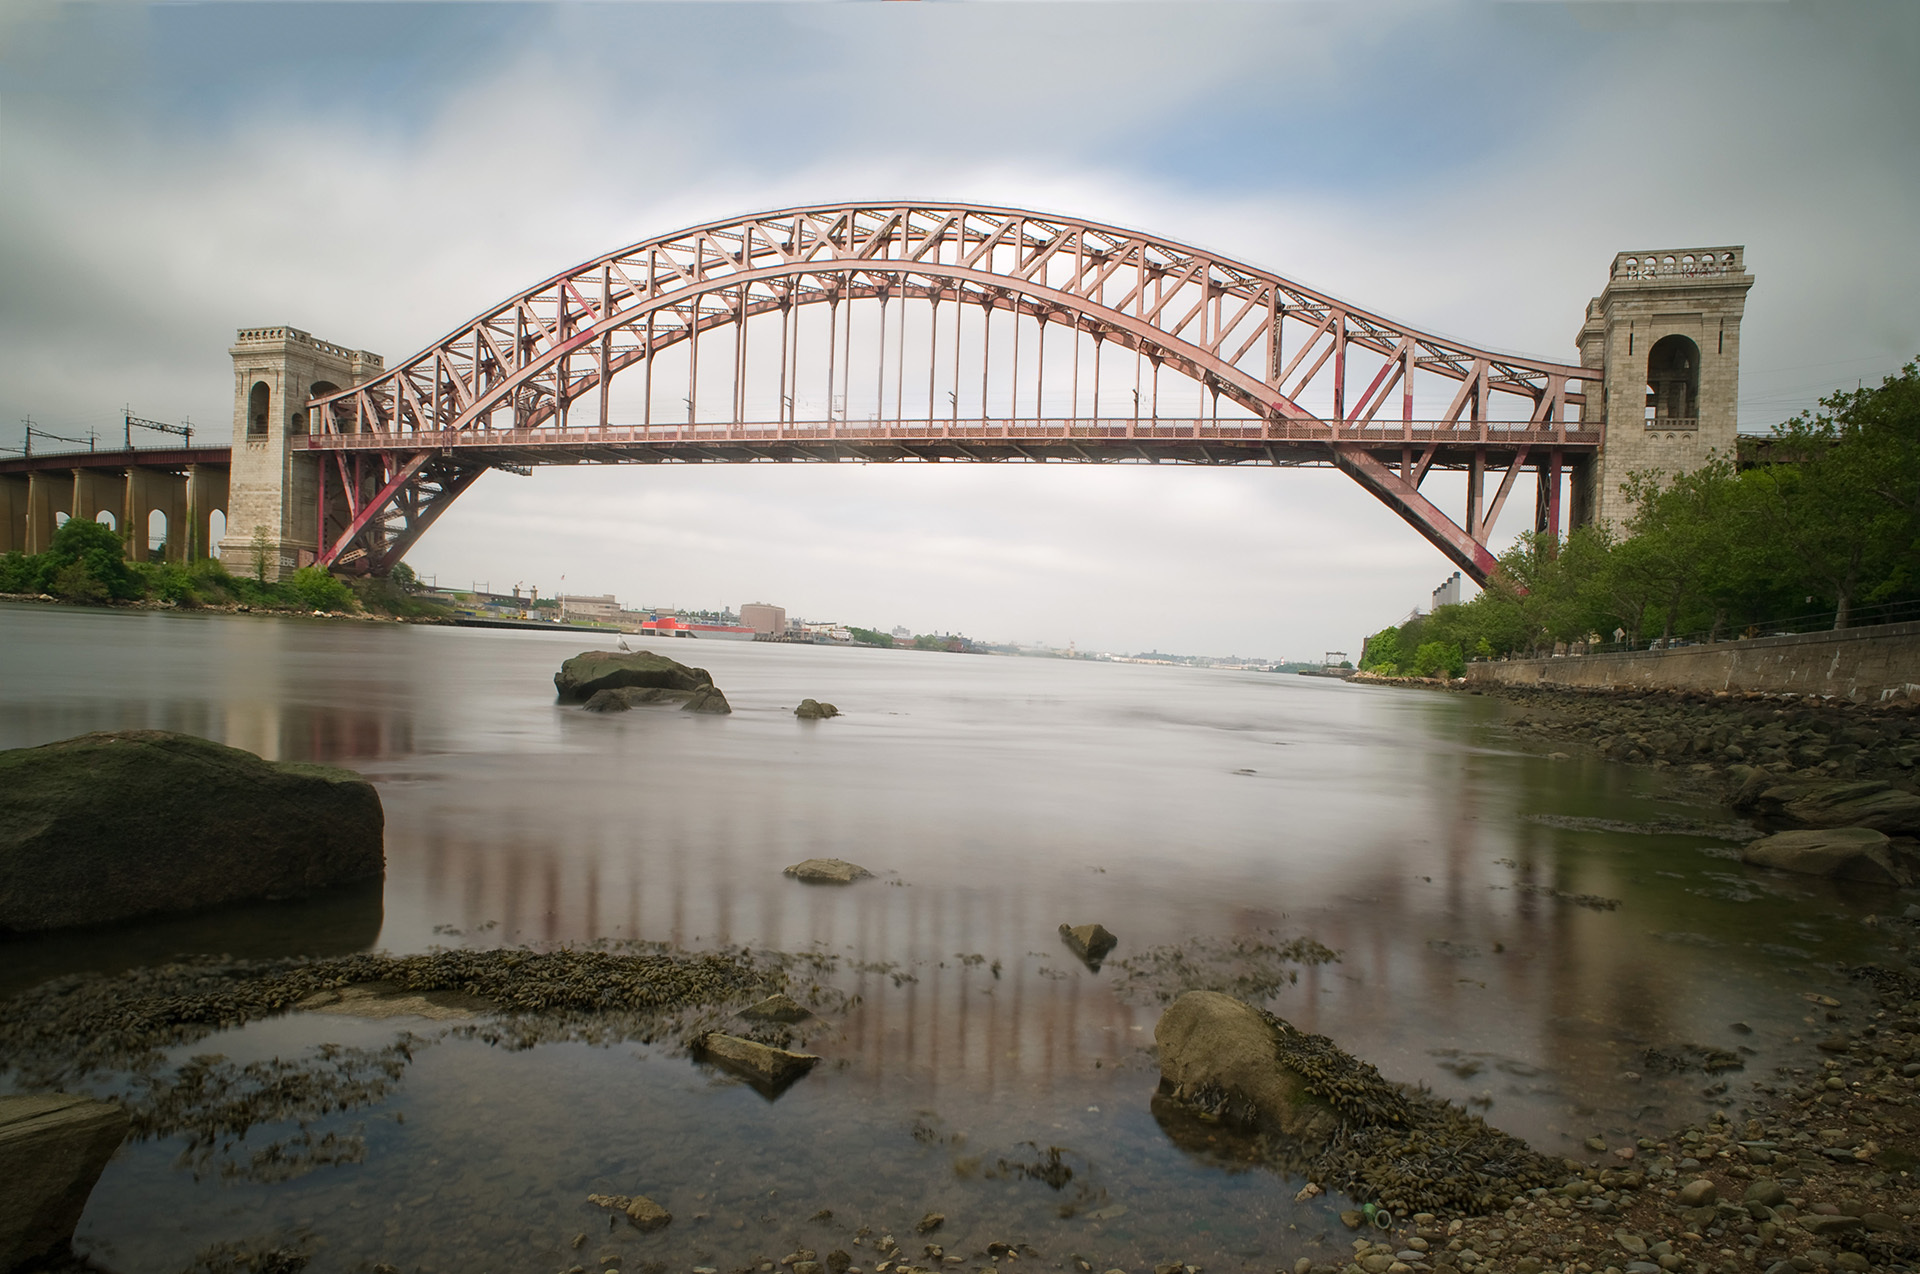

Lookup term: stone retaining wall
[1465,621,1920,703]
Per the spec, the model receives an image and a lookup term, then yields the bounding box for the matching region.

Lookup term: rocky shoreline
[8,925,1920,1274]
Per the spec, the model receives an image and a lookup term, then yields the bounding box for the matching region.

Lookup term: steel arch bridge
[302,201,1598,582]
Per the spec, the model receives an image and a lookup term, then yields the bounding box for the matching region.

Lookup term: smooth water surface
[0,602,1899,1272]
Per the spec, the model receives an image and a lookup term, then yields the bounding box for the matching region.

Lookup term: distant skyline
[3,2,1916,654]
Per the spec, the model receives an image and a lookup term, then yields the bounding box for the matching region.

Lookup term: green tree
[43,516,139,602]
[1359,625,1402,674]
[289,566,354,611]
[249,525,274,583]
[1409,640,1464,679]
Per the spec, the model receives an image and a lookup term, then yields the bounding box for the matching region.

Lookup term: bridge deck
[0,446,230,477]
[297,419,1597,467]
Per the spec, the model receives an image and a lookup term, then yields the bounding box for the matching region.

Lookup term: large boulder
[794,699,840,720]
[555,650,713,703]
[1154,990,1339,1145]
[1741,826,1908,885]
[0,731,384,933]
[1734,777,1920,834]
[1,1093,130,1272]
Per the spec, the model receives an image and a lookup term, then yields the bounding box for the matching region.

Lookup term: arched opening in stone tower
[301,382,340,436]
[1645,334,1700,424]
[93,510,117,532]
[208,510,227,557]
[249,382,271,437]
[148,509,168,558]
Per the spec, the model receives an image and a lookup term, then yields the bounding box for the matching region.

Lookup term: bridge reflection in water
[0,607,1867,1160]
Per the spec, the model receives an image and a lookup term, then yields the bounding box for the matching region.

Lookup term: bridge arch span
[303,202,1598,578]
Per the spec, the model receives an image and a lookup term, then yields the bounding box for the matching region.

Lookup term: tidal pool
[0,602,1902,1272]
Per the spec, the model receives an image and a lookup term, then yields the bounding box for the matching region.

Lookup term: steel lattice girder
[305,202,1598,580]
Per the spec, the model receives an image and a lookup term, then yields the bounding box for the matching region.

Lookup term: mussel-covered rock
[1155,991,1338,1145]
[1154,990,1555,1214]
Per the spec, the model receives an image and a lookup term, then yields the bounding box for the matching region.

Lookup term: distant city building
[890,625,912,640]
[557,593,620,623]
[1431,571,1464,611]
[741,602,786,636]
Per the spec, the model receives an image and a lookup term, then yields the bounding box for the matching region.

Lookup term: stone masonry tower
[222,327,382,580]
[1570,248,1754,530]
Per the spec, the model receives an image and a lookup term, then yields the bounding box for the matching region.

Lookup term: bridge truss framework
[292,203,1598,581]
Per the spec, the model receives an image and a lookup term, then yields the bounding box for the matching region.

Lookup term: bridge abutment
[1574,249,1753,530]
[222,327,381,580]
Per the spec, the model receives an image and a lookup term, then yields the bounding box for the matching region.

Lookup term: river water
[0,602,1899,1273]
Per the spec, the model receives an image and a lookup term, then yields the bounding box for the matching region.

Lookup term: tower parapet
[222,327,382,579]
[1571,248,1753,529]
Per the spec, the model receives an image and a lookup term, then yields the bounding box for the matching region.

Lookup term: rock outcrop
[555,650,714,702]
[794,699,840,719]
[0,731,384,933]
[1059,922,1119,969]
[1732,774,1920,835]
[1741,826,1909,885]
[783,858,872,884]
[0,1093,130,1272]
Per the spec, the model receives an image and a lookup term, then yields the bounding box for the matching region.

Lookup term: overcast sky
[3,1,1915,658]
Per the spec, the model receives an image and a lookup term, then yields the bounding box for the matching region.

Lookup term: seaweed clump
[0,946,773,1085]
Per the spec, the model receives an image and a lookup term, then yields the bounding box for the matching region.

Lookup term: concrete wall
[1467,622,1920,703]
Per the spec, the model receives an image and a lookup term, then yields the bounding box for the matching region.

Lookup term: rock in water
[794,699,840,719]
[1155,990,1339,1145]
[783,858,872,884]
[739,993,813,1023]
[0,731,384,933]
[681,685,732,714]
[0,1093,131,1271]
[1741,827,1907,884]
[699,1033,820,1088]
[625,1195,672,1232]
[586,1192,672,1232]
[554,650,713,702]
[1059,922,1119,969]
[1735,777,1920,834]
